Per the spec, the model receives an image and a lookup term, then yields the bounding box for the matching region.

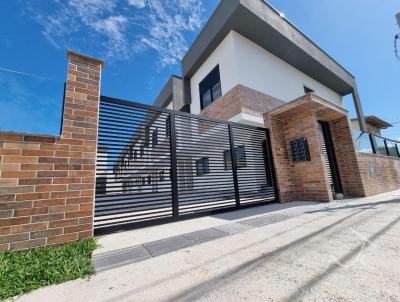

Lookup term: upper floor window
[199,65,222,110]
[304,86,314,94]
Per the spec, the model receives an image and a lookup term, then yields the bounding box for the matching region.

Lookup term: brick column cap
[66,50,104,67]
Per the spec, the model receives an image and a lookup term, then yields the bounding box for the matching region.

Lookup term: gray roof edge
[153,76,174,108]
[181,0,241,75]
[153,76,183,108]
[255,0,355,79]
[182,0,356,94]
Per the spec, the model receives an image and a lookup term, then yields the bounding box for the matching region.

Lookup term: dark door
[318,121,343,194]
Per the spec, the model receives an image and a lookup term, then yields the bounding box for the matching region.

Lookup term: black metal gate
[95,96,278,233]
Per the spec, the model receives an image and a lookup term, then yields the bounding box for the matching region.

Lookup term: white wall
[190,32,239,114]
[166,101,173,110]
[189,30,343,114]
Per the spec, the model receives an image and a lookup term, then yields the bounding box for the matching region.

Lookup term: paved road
[15,191,400,302]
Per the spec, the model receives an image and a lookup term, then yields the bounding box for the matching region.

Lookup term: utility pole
[397,13,400,29]
[395,13,400,60]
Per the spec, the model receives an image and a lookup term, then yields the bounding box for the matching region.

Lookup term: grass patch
[0,239,97,300]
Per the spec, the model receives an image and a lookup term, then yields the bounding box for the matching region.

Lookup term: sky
[0,0,399,138]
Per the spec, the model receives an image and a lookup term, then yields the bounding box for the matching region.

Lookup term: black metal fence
[353,130,400,158]
[95,96,278,233]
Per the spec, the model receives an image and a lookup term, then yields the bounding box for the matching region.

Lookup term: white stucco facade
[190,30,343,114]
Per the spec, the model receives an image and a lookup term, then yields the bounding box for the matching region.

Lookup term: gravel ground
[13,190,400,302]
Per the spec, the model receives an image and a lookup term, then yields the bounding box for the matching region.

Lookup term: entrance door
[317,121,343,194]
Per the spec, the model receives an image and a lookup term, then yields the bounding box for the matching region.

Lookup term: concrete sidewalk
[14,191,400,302]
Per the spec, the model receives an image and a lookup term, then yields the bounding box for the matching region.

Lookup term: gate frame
[95,96,279,235]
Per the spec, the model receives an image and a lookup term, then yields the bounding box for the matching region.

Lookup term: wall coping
[264,93,348,118]
[66,50,104,66]
[0,130,60,139]
[357,151,400,161]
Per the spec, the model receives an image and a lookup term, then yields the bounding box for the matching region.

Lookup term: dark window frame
[199,65,222,110]
[196,157,210,176]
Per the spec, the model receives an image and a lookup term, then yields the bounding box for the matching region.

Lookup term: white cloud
[138,0,204,66]
[127,0,146,9]
[29,0,205,66]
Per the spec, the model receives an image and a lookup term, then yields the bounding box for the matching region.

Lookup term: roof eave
[182,0,355,96]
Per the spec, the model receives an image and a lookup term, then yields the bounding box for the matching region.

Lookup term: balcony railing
[352,129,400,158]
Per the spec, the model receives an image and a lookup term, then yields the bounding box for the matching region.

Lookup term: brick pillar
[58,50,104,238]
[0,51,103,251]
[264,101,333,203]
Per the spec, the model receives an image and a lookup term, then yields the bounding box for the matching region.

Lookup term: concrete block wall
[0,51,103,251]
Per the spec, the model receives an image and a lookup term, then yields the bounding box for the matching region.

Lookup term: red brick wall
[201,84,284,120]
[264,116,295,201]
[265,104,332,202]
[329,116,365,197]
[0,51,103,251]
[357,153,400,196]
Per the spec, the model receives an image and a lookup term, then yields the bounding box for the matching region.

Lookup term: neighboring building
[154,0,367,130]
[351,116,393,136]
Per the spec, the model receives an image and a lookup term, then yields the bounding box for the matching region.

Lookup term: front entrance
[318,121,343,195]
[94,96,279,234]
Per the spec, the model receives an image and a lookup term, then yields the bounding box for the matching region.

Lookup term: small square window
[236,145,247,168]
[196,157,210,176]
[223,146,247,170]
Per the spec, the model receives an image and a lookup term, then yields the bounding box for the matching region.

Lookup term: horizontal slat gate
[232,126,276,205]
[95,97,278,233]
[175,115,236,215]
[95,101,173,230]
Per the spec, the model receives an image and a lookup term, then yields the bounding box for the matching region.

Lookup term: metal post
[169,113,179,217]
[383,140,390,156]
[228,124,240,208]
[369,134,377,154]
[351,86,368,132]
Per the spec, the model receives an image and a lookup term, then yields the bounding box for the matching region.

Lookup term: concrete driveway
[15,190,400,302]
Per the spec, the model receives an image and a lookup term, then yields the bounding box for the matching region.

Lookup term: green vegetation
[0,239,97,300]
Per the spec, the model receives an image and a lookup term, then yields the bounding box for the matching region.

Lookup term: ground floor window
[196,157,210,176]
[223,145,247,170]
